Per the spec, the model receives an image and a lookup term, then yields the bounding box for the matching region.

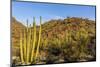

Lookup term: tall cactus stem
[35,16,42,61]
[19,30,24,64]
[31,17,36,62]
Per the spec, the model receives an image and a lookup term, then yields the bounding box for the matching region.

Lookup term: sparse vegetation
[11,17,96,66]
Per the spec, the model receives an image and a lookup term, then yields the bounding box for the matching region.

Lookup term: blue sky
[12,1,96,25]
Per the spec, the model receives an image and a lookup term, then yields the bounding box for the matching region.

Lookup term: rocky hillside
[11,17,25,56]
[11,17,96,64]
[41,17,95,40]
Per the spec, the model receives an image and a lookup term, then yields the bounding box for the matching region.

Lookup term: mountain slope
[41,17,95,40]
[11,17,26,56]
[11,17,96,64]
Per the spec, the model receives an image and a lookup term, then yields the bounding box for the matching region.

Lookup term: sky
[12,1,96,25]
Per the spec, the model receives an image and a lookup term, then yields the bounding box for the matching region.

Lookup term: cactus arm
[27,25,32,63]
[35,16,42,61]
[26,20,31,64]
[26,19,28,63]
[31,17,36,62]
[19,30,24,64]
[23,28,27,62]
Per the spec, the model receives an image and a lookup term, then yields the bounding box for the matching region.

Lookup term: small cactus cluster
[19,16,42,65]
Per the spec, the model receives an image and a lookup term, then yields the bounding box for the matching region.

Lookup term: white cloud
[53,16,65,20]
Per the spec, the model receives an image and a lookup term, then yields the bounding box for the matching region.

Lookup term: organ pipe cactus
[31,17,36,62]
[19,16,42,65]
